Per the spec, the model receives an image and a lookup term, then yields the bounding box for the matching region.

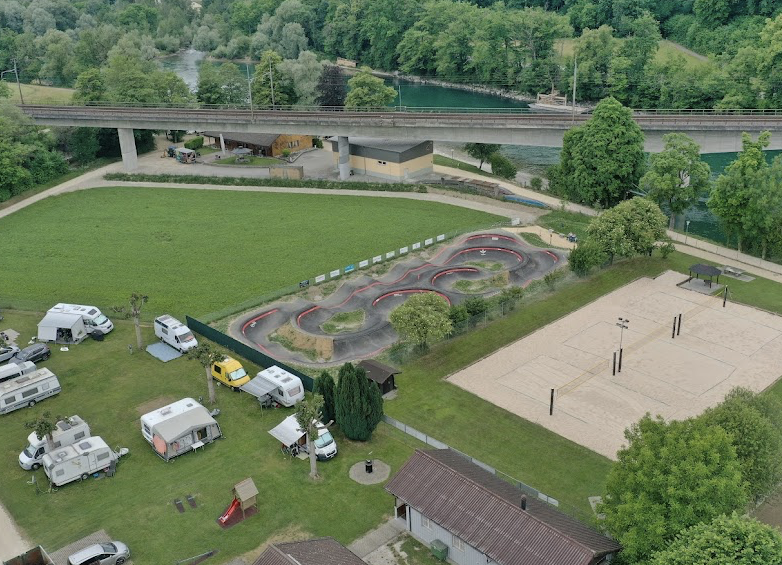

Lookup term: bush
[184,136,204,150]
[657,241,675,258]
[568,240,608,276]
[530,176,543,190]
[488,152,518,180]
[448,304,469,331]
[0,187,11,202]
[313,137,323,149]
[544,268,566,290]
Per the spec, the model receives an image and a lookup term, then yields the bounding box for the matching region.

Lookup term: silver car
[67,541,130,565]
[0,345,20,364]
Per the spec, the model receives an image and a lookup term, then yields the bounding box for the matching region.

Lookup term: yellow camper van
[211,357,250,389]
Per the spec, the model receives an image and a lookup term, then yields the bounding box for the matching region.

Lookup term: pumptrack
[231,231,565,366]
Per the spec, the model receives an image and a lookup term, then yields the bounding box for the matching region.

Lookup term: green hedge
[184,137,204,150]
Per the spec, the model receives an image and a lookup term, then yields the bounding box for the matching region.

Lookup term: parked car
[0,344,20,364]
[11,343,51,364]
[67,541,129,565]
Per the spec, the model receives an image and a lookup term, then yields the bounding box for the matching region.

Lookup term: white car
[0,345,20,364]
[68,541,129,565]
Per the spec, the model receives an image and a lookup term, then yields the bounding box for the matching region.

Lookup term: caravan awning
[268,415,304,447]
[39,312,82,329]
[241,375,277,399]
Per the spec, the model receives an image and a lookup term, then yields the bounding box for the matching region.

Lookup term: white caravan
[0,361,36,384]
[49,304,114,335]
[42,436,127,486]
[19,415,91,470]
[154,315,198,352]
[0,369,61,414]
[268,414,338,460]
[241,366,304,407]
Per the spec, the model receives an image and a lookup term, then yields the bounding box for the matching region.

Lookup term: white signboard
[330,269,340,278]
[436,234,446,242]
[386,251,395,259]
[400,246,408,254]
[359,260,369,268]
[373,255,383,264]
[424,238,434,246]
[412,242,421,250]
[315,274,326,283]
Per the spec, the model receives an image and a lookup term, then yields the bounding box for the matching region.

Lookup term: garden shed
[358,359,399,395]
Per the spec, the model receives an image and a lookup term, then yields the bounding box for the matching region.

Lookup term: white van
[0,369,61,414]
[19,415,91,470]
[241,366,304,407]
[268,415,338,460]
[43,436,125,486]
[49,304,114,335]
[154,315,198,352]
[0,361,36,384]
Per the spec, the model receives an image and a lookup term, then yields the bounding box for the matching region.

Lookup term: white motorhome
[19,415,91,471]
[241,366,304,407]
[0,361,36,384]
[268,414,338,460]
[42,436,125,486]
[140,398,222,461]
[48,304,114,335]
[154,315,198,352]
[0,369,61,414]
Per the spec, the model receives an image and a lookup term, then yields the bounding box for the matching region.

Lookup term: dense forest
[2,0,782,108]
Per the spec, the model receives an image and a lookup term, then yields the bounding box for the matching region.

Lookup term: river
[159,50,773,245]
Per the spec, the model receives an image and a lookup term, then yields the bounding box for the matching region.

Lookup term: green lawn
[537,209,594,241]
[216,155,281,166]
[0,311,422,564]
[555,39,709,71]
[0,187,502,318]
[433,154,496,178]
[8,83,74,104]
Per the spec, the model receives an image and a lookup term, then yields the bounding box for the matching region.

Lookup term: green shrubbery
[184,136,204,150]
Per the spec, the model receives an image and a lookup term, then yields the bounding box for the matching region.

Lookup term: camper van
[211,357,250,389]
[154,315,198,352]
[19,415,91,470]
[48,304,114,335]
[140,398,222,461]
[241,366,304,407]
[42,436,122,486]
[0,369,61,414]
[0,361,36,384]
[268,415,338,460]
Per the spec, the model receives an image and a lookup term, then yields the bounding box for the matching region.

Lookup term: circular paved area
[349,460,391,485]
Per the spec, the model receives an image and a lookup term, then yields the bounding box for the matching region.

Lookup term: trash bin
[431,540,448,561]
[365,459,373,473]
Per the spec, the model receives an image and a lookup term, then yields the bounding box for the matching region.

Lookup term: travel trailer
[0,361,36,384]
[42,436,127,487]
[19,415,91,470]
[0,369,61,414]
[154,315,198,352]
[140,398,222,461]
[48,304,114,335]
[241,366,304,407]
[268,414,338,460]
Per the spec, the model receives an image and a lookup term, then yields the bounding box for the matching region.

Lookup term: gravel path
[0,500,32,562]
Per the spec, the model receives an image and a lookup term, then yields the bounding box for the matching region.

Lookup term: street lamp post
[615,317,629,373]
[549,228,554,245]
[684,220,691,245]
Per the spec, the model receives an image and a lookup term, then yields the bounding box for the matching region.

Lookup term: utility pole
[269,60,275,108]
[1,58,24,105]
[398,84,402,109]
[246,63,254,119]
[571,55,577,124]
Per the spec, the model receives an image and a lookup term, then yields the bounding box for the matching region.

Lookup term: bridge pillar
[117,128,138,171]
[338,136,350,180]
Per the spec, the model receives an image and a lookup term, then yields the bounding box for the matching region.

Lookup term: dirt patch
[136,395,177,416]
[236,524,312,565]
[274,323,334,361]
[752,488,782,531]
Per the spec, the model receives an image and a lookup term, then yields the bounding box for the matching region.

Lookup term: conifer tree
[314,370,336,424]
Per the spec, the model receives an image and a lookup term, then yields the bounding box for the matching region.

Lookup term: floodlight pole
[684,220,691,245]
[616,317,629,373]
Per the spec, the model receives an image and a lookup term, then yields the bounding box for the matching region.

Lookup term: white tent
[268,415,305,448]
[37,312,87,344]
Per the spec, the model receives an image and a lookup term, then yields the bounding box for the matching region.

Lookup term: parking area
[448,271,782,459]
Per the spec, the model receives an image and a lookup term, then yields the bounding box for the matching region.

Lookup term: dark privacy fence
[186,315,314,391]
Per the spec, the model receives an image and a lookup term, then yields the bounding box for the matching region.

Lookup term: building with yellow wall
[329,138,433,181]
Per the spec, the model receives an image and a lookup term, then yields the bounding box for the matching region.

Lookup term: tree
[742,156,782,259]
[344,69,398,108]
[464,143,500,170]
[25,411,61,450]
[73,68,106,102]
[295,394,325,480]
[252,50,294,106]
[568,239,607,276]
[640,133,711,228]
[389,293,452,349]
[112,292,148,350]
[587,197,667,262]
[708,132,771,252]
[316,64,346,108]
[0,81,9,99]
[313,371,336,425]
[601,415,747,562]
[187,342,222,404]
[701,388,782,500]
[335,363,383,441]
[68,128,99,163]
[489,152,517,180]
[551,97,645,208]
[278,51,324,106]
[649,513,782,565]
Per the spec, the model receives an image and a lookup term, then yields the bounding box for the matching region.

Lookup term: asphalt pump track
[231,231,565,366]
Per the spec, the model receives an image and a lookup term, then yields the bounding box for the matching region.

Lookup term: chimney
[521,495,527,511]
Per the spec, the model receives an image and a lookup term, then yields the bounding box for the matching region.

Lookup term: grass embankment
[8,83,74,104]
[433,155,497,178]
[0,312,421,564]
[537,209,594,241]
[0,187,502,317]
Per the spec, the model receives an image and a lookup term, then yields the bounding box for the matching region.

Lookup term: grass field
[555,39,709,71]
[0,187,502,318]
[537,209,594,241]
[8,83,74,104]
[0,311,423,565]
[216,155,281,166]
[433,155,497,178]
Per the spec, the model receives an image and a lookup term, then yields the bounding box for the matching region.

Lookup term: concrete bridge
[20,104,782,177]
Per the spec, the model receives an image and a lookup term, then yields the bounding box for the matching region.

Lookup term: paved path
[348,518,406,558]
[672,241,782,283]
[0,501,32,562]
